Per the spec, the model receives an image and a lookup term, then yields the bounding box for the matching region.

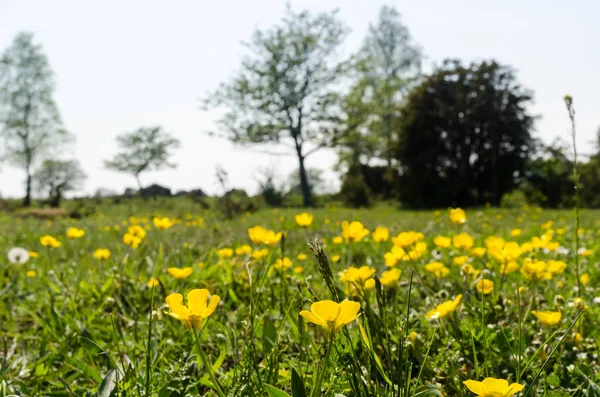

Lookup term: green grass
[1,200,600,396]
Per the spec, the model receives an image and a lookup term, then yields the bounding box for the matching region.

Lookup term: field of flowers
[1,203,599,396]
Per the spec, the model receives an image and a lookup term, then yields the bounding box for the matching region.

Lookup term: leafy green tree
[396,60,535,208]
[340,6,421,168]
[203,8,349,207]
[0,32,71,206]
[523,139,573,207]
[104,126,180,190]
[34,159,86,208]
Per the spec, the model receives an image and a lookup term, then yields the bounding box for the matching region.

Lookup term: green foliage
[340,6,421,167]
[522,139,574,208]
[340,168,372,208]
[0,32,71,206]
[104,126,180,190]
[395,59,535,208]
[203,7,349,207]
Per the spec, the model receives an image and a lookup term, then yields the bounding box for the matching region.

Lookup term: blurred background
[0,0,598,211]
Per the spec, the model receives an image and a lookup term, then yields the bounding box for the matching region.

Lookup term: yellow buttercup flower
[511,229,522,237]
[434,236,451,248]
[372,226,390,242]
[297,253,308,261]
[248,226,282,246]
[425,261,450,278]
[167,267,193,280]
[476,279,494,295]
[392,231,424,247]
[252,248,269,260]
[66,227,85,239]
[217,248,234,259]
[331,255,341,263]
[453,233,474,249]
[580,273,590,285]
[273,257,292,271]
[464,378,523,396]
[165,289,220,330]
[147,277,160,287]
[93,248,111,260]
[153,217,174,230]
[531,310,562,326]
[299,300,361,333]
[426,295,462,319]
[26,270,37,278]
[235,244,252,256]
[341,221,369,243]
[471,247,486,257]
[295,212,313,228]
[127,225,147,239]
[40,235,62,248]
[123,233,142,249]
[332,236,344,244]
[29,251,39,258]
[339,266,376,291]
[449,208,467,224]
[380,268,401,286]
[453,256,469,266]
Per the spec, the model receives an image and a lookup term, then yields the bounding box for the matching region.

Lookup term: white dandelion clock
[7,247,30,265]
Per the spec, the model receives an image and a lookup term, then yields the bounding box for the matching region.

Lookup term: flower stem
[311,332,335,397]
[193,329,226,397]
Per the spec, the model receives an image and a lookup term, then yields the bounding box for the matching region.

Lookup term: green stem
[193,330,226,397]
[311,332,335,397]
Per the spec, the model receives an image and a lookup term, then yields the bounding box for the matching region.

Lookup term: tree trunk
[50,190,61,208]
[135,174,143,191]
[23,170,32,207]
[297,153,313,207]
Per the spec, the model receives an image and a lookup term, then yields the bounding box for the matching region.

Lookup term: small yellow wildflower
[372,226,390,242]
[93,248,111,260]
[299,300,361,333]
[273,257,293,271]
[26,270,37,278]
[464,378,523,396]
[66,227,85,239]
[531,310,562,326]
[165,289,220,330]
[147,277,160,287]
[167,267,193,280]
[449,208,467,224]
[40,235,61,248]
[476,279,494,295]
[153,217,174,230]
[341,221,369,243]
[426,295,462,319]
[295,212,313,227]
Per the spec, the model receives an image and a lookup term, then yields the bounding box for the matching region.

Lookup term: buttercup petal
[203,294,220,317]
[166,293,188,319]
[463,380,485,395]
[310,300,341,322]
[506,383,524,396]
[337,300,361,325]
[187,289,209,314]
[299,310,326,326]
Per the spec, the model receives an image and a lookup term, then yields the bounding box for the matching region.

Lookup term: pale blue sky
[0,0,598,197]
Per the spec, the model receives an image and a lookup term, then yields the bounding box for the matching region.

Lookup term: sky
[0,0,598,198]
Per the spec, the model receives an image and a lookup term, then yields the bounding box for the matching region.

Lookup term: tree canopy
[203,7,349,207]
[104,126,180,190]
[0,32,71,206]
[395,60,536,208]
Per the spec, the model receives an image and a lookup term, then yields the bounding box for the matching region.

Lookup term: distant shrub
[340,171,371,208]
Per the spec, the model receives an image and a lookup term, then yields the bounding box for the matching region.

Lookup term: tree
[523,139,573,208]
[285,167,326,195]
[395,60,535,208]
[203,7,349,207]
[340,6,421,168]
[104,126,180,190]
[0,32,71,206]
[34,159,86,208]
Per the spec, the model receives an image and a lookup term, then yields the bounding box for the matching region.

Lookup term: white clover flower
[7,247,30,265]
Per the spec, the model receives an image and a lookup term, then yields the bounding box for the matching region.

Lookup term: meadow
[1,201,599,396]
